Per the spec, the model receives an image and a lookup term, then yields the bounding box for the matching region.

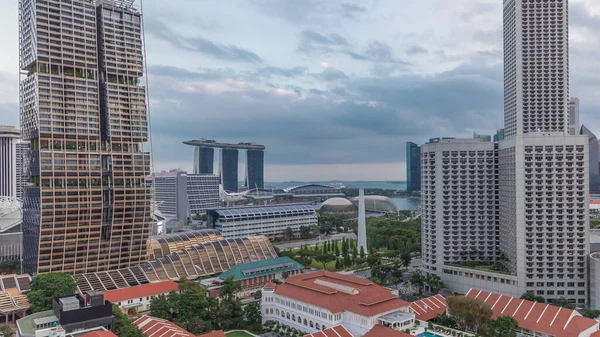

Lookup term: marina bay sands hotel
[183,139,265,192]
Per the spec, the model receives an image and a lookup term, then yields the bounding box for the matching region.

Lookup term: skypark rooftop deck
[183,139,266,150]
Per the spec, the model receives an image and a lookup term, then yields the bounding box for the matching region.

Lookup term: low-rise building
[215,257,304,297]
[408,294,447,321]
[133,315,226,337]
[261,271,414,336]
[207,204,318,239]
[103,281,180,315]
[466,288,599,337]
[17,292,114,337]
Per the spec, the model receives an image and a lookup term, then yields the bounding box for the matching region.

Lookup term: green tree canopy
[112,305,145,337]
[552,298,575,309]
[27,273,77,312]
[447,296,493,332]
[520,291,545,303]
[582,309,600,319]
[481,316,518,337]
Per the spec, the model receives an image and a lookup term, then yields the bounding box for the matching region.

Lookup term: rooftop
[363,325,415,337]
[17,310,56,334]
[103,280,180,303]
[219,257,303,281]
[466,288,599,337]
[273,271,409,317]
[134,315,195,337]
[183,139,265,150]
[303,325,353,337]
[409,294,447,321]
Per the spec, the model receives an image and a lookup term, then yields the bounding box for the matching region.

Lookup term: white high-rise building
[0,126,21,198]
[422,0,590,307]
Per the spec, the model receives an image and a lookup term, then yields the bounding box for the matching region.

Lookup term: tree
[359,246,365,259]
[149,294,173,320]
[282,271,290,279]
[315,254,336,270]
[411,271,425,295]
[27,273,77,312]
[0,325,14,337]
[244,301,262,332]
[447,296,492,332]
[582,309,600,319]
[253,289,262,300]
[366,253,381,267]
[335,258,340,271]
[481,316,518,337]
[423,273,446,294]
[520,291,545,303]
[401,252,412,270]
[552,298,575,309]
[352,246,358,260]
[334,240,340,256]
[283,227,294,240]
[113,305,145,337]
[299,225,312,239]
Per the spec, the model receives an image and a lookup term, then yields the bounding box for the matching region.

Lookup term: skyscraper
[194,146,214,174]
[405,142,421,194]
[0,126,21,198]
[570,97,580,136]
[15,140,30,200]
[19,0,153,275]
[245,149,264,190]
[219,148,238,192]
[422,0,590,306]
[581,125,600,195]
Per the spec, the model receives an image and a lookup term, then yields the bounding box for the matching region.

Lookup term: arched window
[287,313,290,319]
[303,318,308,326]
[316,323,320,330]
[276,309,280,315]
[297,316,302,323]
[292,314,296,321]
[322,325,326,330]
[310,321,314,328]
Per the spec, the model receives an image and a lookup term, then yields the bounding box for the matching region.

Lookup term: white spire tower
[357,189,367,254]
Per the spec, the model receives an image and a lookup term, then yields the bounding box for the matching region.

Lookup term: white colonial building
[261,271,414,336]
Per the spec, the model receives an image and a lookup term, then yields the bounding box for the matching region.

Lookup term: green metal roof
[219,257,303,281]
[17,310,56,335]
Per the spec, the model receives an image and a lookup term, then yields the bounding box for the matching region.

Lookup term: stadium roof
[207,204,315,220]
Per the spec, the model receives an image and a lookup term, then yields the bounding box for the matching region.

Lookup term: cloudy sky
[2,0,600,181]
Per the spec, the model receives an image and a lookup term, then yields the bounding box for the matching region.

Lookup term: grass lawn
[309,259,337,271]
[225,331,255,337]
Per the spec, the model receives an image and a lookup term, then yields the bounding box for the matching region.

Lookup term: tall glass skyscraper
[194,146,214,174]
[405,142,421,194]
[19,0,153,275]
[245,149,264,190]
[219,148,238,192]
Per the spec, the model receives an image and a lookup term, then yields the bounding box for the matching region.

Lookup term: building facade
[103,280,180,314]
[405,142,421,194]
[152,171,220,220]
[581,125,600,195]
[261,271,414,336]
[15,140,30,200]
[421,0,590,306]
[207,204,318,239]
[194,146,214,174]
[570,97,580,136]
[0,126,21,198]
[19,0,153,275]
[245,149,264,190]
[219,148,238,192]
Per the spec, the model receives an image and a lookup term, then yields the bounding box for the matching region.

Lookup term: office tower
[152,171,219,220]
[570,98,580,135]
[422,0,589,306]
[405,142,421,194]
[581,125,600,195]
[194,146,214,174]
[219,148,238,192]
[245,149,264,189]
[473,132,492,142]
[493,129,505,142]
[19,0,152,275]
[0,126,20,197]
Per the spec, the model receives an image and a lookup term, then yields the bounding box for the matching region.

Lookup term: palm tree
[0,326,14,337]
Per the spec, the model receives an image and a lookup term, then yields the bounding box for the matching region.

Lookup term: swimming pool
[417,332,445,337]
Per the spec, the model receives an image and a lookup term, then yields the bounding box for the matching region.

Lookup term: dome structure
[319,197,358,220]
[350,195,399,214]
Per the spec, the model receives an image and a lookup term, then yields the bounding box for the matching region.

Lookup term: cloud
[341,3,367,18]
[254,66,308,78]
[321,68,349,81]
[406,45,428,55]
[145,18,263,63]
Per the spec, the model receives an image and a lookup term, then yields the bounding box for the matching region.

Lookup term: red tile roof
[133,315,195,337]
[409,294,447,321]
[197,331,226,337]
[79,332,118,337]
[275,271,409,317]
[103,281,179,303]
[591,330,600,337]
[465,289,599,337]
[303,325,354,337]
[363,325,415,337]
[264,281,278,290]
